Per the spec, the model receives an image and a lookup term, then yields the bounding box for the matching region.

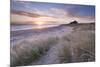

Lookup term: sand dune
[10,23,95,66]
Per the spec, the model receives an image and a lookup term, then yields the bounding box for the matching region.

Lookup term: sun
[35,21,44,25]
[34,21,45,29]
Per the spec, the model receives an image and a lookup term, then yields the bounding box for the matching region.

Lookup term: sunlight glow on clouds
[11,1,95,24]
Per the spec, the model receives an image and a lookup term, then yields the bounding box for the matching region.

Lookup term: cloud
[11,10,41,17]
[49,8,68,18]
[11,13,67,24]
[11,8,95,24]
[32,8,69,18]
[11,13,35,23]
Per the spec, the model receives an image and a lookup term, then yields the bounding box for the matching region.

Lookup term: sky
[11,0,95,24]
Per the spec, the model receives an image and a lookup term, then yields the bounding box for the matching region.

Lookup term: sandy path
[31,44,61,65]
[30,27,74,65]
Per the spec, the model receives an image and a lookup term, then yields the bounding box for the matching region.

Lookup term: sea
[11,24,59,31]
